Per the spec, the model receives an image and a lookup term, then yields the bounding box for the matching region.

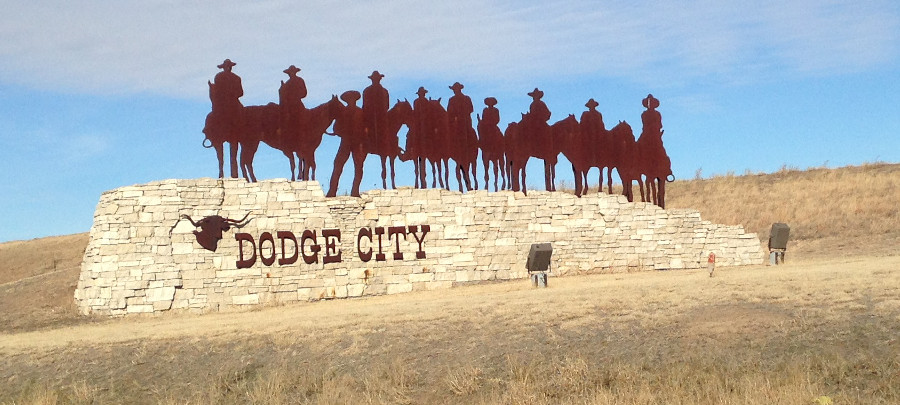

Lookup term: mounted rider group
[203,60,674,208]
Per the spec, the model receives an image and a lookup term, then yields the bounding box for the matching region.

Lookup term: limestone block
[386,283,413,295]
[409,272,435,283]
[347,284,366,296]
[126,304,154,313]
[146,286,176,302]
[232,294,259,305]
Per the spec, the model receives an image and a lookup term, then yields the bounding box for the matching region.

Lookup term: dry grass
[666,162,900,250]
[1,163,899,403]
[573,162,900,259]
[1,257,899,403]
[0,233,91,332]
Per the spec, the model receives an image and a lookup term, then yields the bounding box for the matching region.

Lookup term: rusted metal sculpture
[610,120,643,203]
[327,91,367,197]
[559,99,603,197]
[362,71,391,189]
[181,212,251,252]
[381,98,412,187]
[518,88,558,192]
[201,62,676,206]
[477,97,506,191]
[278,65,308,180]
[403,87,430,189]
[239,94,342,183]
[447,82,479,192]
[203,62,340,183]
[637,94,673,208]
[203,59,244,179]
[426,97,452,189]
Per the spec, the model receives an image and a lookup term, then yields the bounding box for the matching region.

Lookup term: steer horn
[224,212,252,227]
[180,212,251,227]
[180,214,200,227]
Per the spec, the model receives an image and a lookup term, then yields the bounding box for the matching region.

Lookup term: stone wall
[75,179,762,316]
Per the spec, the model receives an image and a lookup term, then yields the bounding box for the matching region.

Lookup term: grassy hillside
[665,162,900,254]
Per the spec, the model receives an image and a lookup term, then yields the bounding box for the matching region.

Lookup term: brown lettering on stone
[277,231,298,265]
[409,225,430,259]
[259,232,276,266]
[374,227,386,262]
[300,230,321,264]
[357,227,373,262]
[322,229,342,264]
[387,226,407,260]
[235,232,257,268]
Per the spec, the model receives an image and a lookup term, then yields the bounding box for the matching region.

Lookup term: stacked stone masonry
[75,179,762,316]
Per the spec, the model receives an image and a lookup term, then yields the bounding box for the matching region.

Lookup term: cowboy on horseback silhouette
[478,96,506,191]
[212,59,243,115]
[408,86,430,188]
[447,82,478,191]
[205,59,245,178]
[278,64,307,136]
[637,93,673,208]
[520,88,556,191]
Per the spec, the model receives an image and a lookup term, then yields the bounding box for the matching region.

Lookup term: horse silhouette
[203,80,246,180]
[236,96,341,182]
[636,94,672,208]
[374,99,412,190]
[477,97,506,192]
[609,121,644,203]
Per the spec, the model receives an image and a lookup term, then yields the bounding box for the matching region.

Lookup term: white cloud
[0,0,896,101]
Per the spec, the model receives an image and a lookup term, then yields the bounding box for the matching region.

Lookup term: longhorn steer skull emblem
[180,212,251,252]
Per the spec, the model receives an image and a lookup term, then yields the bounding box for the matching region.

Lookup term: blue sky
[1,0,898,242]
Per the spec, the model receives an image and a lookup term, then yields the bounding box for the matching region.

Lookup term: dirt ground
[1,249,898,403]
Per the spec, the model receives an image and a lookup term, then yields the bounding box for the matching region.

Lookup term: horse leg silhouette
[350,146,365,197]
[657,177,666,209]
[509,158,522,192]
[380,156,388,189]
[572,164,582,197]
[482,155,491,192]
[544,162,552,191]
[550,161,556,191]
[389,156,397,189]
[229,142,239,178]
[607,167,615,194]
[521,159,528,195]
[417,157,426,189]
[443,159,451,190]
[240,139,259,182]
[213,141,225,178]
[280,151,296,181]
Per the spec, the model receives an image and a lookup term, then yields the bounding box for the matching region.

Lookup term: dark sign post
[768,223,790,265]
[526,243,552,288]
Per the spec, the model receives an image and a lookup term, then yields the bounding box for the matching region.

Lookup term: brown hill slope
[0,233,89,331]
[665,162,900,258]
